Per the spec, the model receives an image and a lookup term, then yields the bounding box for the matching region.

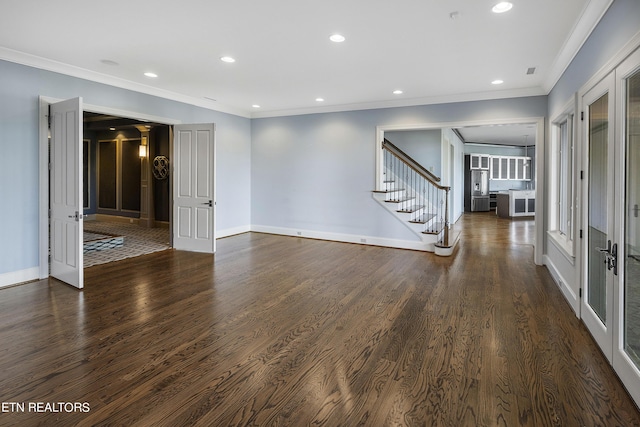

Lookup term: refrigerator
[465,169,490,212]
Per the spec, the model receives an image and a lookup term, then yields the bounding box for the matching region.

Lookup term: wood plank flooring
[1,212,639,426]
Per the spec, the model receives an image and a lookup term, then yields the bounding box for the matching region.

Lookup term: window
[549,107,575,256]
[558,118,573,238]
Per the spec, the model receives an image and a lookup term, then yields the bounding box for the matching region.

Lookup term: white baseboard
[217,225,251,239]
[251,225,432,252]
[543,254,580,317]
[0,267,40,289]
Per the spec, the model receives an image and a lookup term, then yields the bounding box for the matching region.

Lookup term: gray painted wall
[545,0,640,311]
[548,0,640,115]
[0,60,251,276]
[251,96,547,241]
[385,129,442,177]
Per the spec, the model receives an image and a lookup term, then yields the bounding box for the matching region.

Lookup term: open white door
[50,97,84,288]
[173,124,216,253]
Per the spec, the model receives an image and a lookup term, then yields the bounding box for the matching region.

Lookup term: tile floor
[83,221,170,267]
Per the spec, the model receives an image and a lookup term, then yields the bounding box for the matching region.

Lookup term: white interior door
[50,97,84,288]
[581,73,616,361]
[172,124,216,253]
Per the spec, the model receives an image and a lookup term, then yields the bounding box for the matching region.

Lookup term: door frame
[612,46,640,405]
[375,116,545,265]
[38,96,181,280]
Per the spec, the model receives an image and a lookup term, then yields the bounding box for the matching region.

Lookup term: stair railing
[381,138,450,246]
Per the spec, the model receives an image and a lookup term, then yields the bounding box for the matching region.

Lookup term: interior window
[550,111,575,254]
[558,116,574,238]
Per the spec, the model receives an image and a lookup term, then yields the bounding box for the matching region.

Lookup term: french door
[612,48,640,403]
[582,73,616,361]
[582,47,640,402]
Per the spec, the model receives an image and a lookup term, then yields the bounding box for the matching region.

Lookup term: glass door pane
[624,68,640,365]
[588,92,609,323]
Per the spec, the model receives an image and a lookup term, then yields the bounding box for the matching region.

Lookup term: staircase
[372,138,458,256]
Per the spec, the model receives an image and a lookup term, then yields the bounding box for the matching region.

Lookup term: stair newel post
[443,186,450,247]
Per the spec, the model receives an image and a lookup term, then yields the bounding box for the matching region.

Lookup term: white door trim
[38,96,182,279]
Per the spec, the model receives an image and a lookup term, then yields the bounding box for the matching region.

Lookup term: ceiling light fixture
[144,72,158,78]
[220,56,236,63]
[316,98,325,102]
[491,79,504,85]
[393,90,403,95]
[329,34,345,43]
[109,127,116,131]
[492,2,513,13]
[252,104,261,108]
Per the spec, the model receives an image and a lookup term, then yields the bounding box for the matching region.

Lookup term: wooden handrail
[382,138,450,246]
[382,138,449,190]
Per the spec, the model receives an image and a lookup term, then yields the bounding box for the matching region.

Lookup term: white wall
[0,60,251,286]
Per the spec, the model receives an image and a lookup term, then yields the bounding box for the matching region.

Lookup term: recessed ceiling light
[492,2,513,13]
[144,72,158,78]
[492,79,504,85]
[109,127,116,131]
[220,56,236,63]
[252,104,261,108]
[393,90,404,95]
[329,34,345,43]
[316,98,325,102]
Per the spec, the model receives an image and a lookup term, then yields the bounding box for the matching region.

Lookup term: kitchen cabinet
[489,156,531,180]
[496,190,535,217]
[470,154,490,170]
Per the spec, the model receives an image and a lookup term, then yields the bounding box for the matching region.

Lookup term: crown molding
[250,87,546,119]
[0,47,251,118]
[543,0,614,93]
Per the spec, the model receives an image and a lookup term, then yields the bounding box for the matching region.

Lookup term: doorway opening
[82,112,172,267]
[40,96,217,288]
[376,117,544,264]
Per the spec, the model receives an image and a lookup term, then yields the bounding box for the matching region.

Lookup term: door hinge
[47,105,51,129]
[580,229,583,239]
[581,111,584,121]
[580,170,584,180]
[579,288,582,298]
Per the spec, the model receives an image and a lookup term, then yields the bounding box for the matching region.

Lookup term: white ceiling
[0,0,610,119]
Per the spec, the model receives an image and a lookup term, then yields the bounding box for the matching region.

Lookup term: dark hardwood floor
[1,212,639,426]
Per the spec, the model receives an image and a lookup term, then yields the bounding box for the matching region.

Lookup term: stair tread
[386,196,415,203]
[409,213,436,224]
[422,221,445,235]
[373,188,405,194]
[397,205,424,213]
